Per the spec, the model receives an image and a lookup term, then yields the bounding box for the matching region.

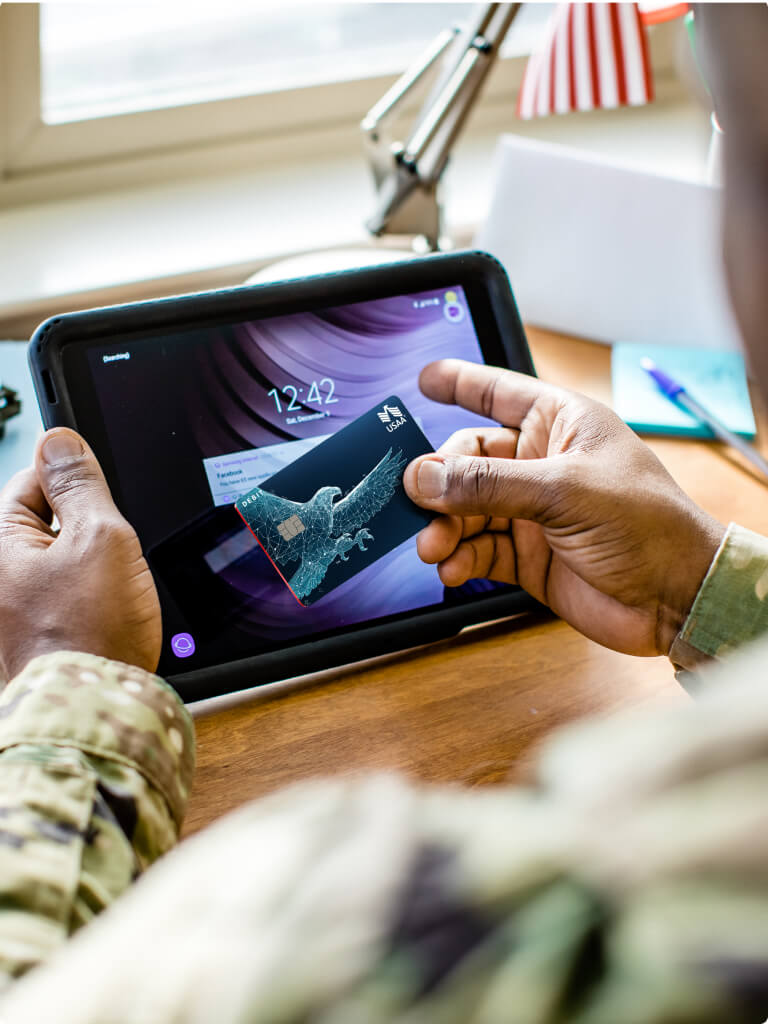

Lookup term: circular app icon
[443,301,465,324]
[171,632,196,658]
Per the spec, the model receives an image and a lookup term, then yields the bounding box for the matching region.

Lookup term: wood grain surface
[183,329,768,836]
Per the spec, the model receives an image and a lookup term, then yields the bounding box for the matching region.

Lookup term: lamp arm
[362,2,521,248]
[361,27,460,138]
[405,4,521,183]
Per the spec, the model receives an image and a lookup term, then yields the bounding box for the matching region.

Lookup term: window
[41,4,485,123]
[40,3,551,123]
[1,3,552,204]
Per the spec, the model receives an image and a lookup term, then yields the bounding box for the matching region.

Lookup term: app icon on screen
[171,632,196,658]
[443,290,465,324]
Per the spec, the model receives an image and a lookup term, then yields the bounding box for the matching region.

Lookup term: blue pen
[641,357,768,481]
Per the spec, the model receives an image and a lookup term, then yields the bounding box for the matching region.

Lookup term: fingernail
[417,459,446,499]
[42,432,83,465]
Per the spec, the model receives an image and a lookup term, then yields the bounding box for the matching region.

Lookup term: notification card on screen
[235,397,436,605]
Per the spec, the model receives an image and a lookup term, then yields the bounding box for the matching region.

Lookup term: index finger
[419,359,564,429]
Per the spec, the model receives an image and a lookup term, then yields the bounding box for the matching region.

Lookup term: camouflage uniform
[0,522,767,1022]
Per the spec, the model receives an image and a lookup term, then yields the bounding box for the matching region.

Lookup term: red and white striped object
[517,3,654,119]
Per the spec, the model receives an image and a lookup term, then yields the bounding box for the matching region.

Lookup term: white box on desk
[474,135,742,350]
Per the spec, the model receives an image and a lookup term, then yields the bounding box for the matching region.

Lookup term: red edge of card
[234,505,307,607]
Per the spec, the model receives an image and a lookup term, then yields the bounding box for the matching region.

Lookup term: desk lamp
[362,1,681,252]
[249,4,519,285]
[362,2,520,252]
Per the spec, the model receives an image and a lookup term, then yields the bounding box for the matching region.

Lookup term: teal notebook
[611,343,756,439]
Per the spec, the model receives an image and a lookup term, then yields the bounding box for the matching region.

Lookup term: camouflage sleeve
[670,522,768,677]
[0,651,194,988]
[3,644,768,1023]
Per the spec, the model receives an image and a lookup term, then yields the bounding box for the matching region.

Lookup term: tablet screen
[73,283,515,675]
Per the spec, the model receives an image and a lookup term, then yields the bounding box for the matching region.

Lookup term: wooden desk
[183,329,768,835]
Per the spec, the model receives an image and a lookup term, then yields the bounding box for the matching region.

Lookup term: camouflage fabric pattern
[671,522,768,674]
[0,652,194,988]
[1,528,768,1021]
[5,657,768,1024]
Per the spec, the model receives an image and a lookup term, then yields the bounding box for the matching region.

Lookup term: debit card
[234,396,435,605]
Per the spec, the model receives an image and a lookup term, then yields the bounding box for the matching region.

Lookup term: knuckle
[479,372,501,420]
[466,539,483,578]
[564,400,626,454]
[440,428,480,456]
[490,532,503,573]
[0,507,19,531]
[103,514,134,543]
[452,458,499,510]
[106,514,135,542]
[78,512,134,554]
[0,467,35,503]
[46,465,96,501]
[530,463,576,525]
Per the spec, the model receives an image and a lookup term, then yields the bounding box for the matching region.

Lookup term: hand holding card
[235,397,436,605]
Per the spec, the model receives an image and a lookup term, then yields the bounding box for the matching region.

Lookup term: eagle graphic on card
[234,395,436,605]
[236,448,406,603]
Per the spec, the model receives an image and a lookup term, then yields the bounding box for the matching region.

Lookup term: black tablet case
[28,250,543,701]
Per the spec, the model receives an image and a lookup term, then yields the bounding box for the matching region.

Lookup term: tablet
[29,250,538,702]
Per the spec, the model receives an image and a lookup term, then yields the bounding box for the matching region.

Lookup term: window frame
[0,4,530,193]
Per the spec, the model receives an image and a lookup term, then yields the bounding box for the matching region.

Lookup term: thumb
[35,428,118,530]
[404,453,558,521]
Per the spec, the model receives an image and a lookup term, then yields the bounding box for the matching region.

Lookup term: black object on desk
[0,384,21,440]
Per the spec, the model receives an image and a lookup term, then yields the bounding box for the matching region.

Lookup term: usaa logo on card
[377,403,407,433]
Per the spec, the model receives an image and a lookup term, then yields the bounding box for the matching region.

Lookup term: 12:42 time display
[267,378,338,414]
